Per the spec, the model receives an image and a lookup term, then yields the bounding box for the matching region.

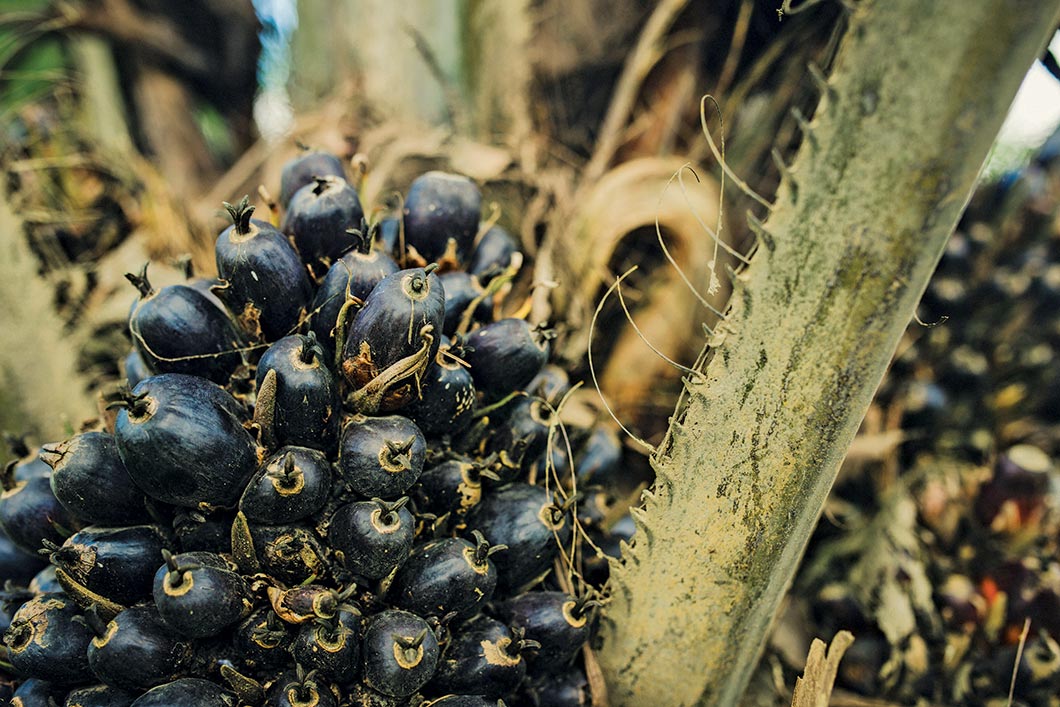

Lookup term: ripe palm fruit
[387,531,503,620]
[428,616,537,698]
[214,196,313,342]
[467,224,520,278]
[575,424,623,486]
[308,226,399,355]
[375,216,401,256]
[123,349,153,387]
[403,341,476,438]
[43,432,150,527]
[12,678,66,705]
[255,335,340,451]
[468,483,573,592]
[438,271,492,336]
[65,684,139,706]
[125,265,245,384]
[233,608,291,672]
[50,525,167,609]
[279,147,346,207]
[341,266,444,413]
[267,668,338,707]
[236,520,327,586]
[114,374,258,508]
[489,398,553,480]
[85,605,194,691]
[338,416,426,498]
[362,610,439,698]
[0,533,47,586]
[153,550,249,639]
[429,697,505,706]
[493,591,595,673]
[463,319,551,399]
[284,175,365,277]
[413,457,494,519]
[0,474,77,554]
[173,510,234,554]
[403,171,482,266]
[239,447,331,524]
[4,593,94,684]
[290,608,363,682]
[522,670,591,706]
[328,497,414,579]
[267,584,353,625]
[129,678,237,707]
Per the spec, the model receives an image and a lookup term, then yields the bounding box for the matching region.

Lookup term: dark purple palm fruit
[362,610,439,698]
[233,608,291,672]
[488,398,553,482]
[525,364,570,407]
[284,175,365,278]
[290,607,363,683]
[463,319,552,399]
[341,266,445,414]
[266,584,356,626]
[123,349,153,388]
[338,416,426,498]
[975,445,1053,532]
[29,565,62,593]
[84,605,194,691]
[173,509,235,554]
[4,435,52,481]
[414,457,498,520]
[130,678,237,707]
[493,592,596,673]
[266,667,338,707]
[0,473,77,554]
[113,374,258,509]
[152,550,249,639]
[232,517,327,586]
[467,483,573,592]
[376,216,402,257]
[403,171,482,268]
[439,271,493,336]
[467,224,520,278]
[254,335,340,451]
[308,225,400,356]
[64,684,139,707]
[575,424,623,487]
[43,432,150,527]
[428,696,506,707]
[125,264,246,385]
[48,525,167,612]
[214,196,314,342]
[239,447,331,524]
[4,592,94,684]
[403,339,476,438]
[328,497,414,580]
[388,531,503,620]
[13,678,67,705]
[0,528,48,586]
[280,147,347,208]
[522,670,590,707]
[429,616,537,698]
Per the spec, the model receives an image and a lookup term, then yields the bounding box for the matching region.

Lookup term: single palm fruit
[4,593,94,684]
[129,678,237,707]
[337,416,426,499]
[403,171,482,266]
[255,335,340,451]
[64,684,140,707]
[239,447,331,524]
[362,610,439,698]
[328,497,414,580]
[153,550,249,639]
[467,223,520,278]
[462,319,551,399]
[85,605,195,691]
[387,531,503,620]
[279,147,346,207]
[493,591,596,673]
[43,432,150,527]
[284,175,365,278]
[427,615,537,698]
[290,607,363,683]
[50,525,167,609]
[0,475,77,554]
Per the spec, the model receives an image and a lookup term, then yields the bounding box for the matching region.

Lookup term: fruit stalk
[596,2,1060,705]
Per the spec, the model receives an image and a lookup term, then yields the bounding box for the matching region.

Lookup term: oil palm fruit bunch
[0,151,637,705]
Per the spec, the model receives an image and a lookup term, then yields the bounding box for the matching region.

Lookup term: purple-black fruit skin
[329,500,414,579]
[438,271,493,336]
[467,482,571,592]
[29,565,61,593]
[0,475,78,554]
[494,591,591,673]
[340,267,445,411]
[428,615,525,698]
[279,150,346,207]
[53,525,167,607]
[524,670,591,707]
[283,176,365,276]
[128,283,245,384]
[387,537,497,619]
[576,424,624,486]
[44,432,150,527]
[153,551,248,639]
[428,696,505,707]
[362,610,439,698]
[413,459,484,518]
[489,397,551,479]
[467,224,519,277]
[245,522,327,586]
[65,684,140,707]
[376,216,402,256]
[463,318,549,398]
[0,531,47,586]
[124,348,153,388]
[290,607,363,682]
[239,446,331,524]
[115,374,257,509]
[266,671,338,707]
[338,416,427,499]
[129,677,237,707]
[403,171,482,264]
[309,248,399,354]
[87,605,194,691]
[403,351,476,438]
[234,608,291,672]
[13,678,66,704]
[215,217,314,342]
[5,593,95,684]
[256,335,340,451]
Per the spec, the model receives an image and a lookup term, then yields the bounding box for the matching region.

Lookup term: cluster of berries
[0,149,633,706]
